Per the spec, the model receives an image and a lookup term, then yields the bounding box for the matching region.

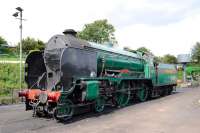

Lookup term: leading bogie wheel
[54,99,74,121]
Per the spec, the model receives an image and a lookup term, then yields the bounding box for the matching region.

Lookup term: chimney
[63,29,77,37]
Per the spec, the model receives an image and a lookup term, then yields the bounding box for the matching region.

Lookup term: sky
[0,0,200,56]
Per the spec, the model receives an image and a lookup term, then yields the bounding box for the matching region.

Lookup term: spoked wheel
[115,81,131,107]
[94,96,105,113]
[54,99,74,121]
[137,84,148,102]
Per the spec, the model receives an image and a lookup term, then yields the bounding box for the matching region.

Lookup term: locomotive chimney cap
[63,29,77,36]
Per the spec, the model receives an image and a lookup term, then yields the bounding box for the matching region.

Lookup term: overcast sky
[1,0,200,56]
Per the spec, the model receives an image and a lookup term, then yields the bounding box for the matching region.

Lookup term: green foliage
[186,65,200,80]
[0,64,26,96]
[153,56,163,63]
[191,42,200,64]
[0,97,19,104]
[0,54,26,60]
[177,70,183,80]
[162,54,177,64]
[17,37,45,54]
[135,47,178,64]
[0,36,9,55]
[136,47,152,54]
[0,36,7,45]
[78,19,117,45]
[123,47,137,53]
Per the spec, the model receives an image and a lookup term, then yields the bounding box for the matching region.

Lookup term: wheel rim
[95,97,105,113]
[116,82,131,107]
[137,85,148,102]
[54,99,74,121]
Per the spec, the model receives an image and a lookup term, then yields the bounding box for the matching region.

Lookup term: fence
[0,60,25,64]
[0,61,26,105]
[0,88,21,104]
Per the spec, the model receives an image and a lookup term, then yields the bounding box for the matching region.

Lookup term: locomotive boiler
[19,29,177,120]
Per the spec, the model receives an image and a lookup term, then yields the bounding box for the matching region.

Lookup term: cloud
[0,0,200,56]
[109,0,200,28]
[115,11,200,56]
[0,0,119,44]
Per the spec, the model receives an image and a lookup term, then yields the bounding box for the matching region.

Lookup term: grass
[0,57,25,61]
[177,71,183,80]
[0,53,26,104]
[0,95,20,104]
[0,64,26,98]
[0,63,26,88]
[0,54,26,61]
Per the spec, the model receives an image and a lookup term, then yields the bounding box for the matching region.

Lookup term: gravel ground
[0,87,200,133]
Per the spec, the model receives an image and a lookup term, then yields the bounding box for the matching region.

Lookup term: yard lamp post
[13,7,23,91]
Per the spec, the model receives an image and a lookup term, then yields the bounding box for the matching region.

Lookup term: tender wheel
[137,84,148,102]
[167,86,173,95]
[115,81,131,107]
[54,99,74,121]
[94,96,105,113]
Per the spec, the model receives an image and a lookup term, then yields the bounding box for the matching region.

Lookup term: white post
[183,63,186,83]
[20,10,22,91]
[13,7,24,94]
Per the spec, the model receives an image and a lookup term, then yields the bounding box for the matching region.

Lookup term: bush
[0,96,20,105]
[191,81,199,87]
[0,63,27,97]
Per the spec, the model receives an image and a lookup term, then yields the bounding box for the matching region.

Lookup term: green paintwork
[85,81,99,101]
[115,81,131,107]
[144,56,177,86]
[89,42,143,59]
[137,84,148,102]
[57,43,178,119]
[98,56,144,72]
[156,64,177,86]
[94,96,105,112]
[144,63,150,78]
[88,42,146,77]
[144,57,157,84]
[55,98,74,120]
[57,101,73,116]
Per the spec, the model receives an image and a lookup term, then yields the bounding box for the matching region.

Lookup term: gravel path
[0,87,200,133]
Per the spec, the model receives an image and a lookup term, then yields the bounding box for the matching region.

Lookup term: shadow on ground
[55,91,180,124]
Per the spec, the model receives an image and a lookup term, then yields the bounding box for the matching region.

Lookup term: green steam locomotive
[19,29,177,121]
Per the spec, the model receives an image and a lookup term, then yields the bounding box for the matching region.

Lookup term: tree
[78,19,117,45]
[123,47,136,53]
[17,37,45,54]
[162,54,177,64]
[136,47,152,54]
[154,56,163,63]
[0,36,7,45]
[191,42,200,64]
[0,36,9,54]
